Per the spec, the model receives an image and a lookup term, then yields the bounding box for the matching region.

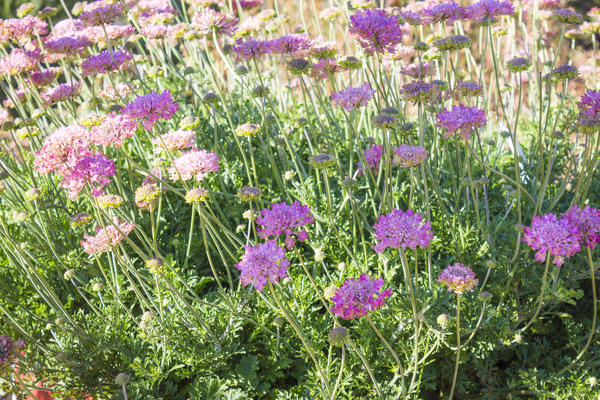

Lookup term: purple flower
[467,0,514,19]
[392,144,429,168]
[356,144,382,176]
[167,149,219,182]
[78,3,124,26]
[330,274,392,319]
[372,208,433,253]
[256,201,314,249]
[235,240,290,292]
[562,205,600,249]
[436,104,486,139]
[349,9,402,55]
[44,36,90,55]
[81,48,132,77]
[230,37,272,62]
[522,213,581,266]
[61,153,116,199]
[331,82,375,111]
[41,81,83,105]
[25,67,62,88]
[270,33,312,56]
[578,89,600,118]
[437,263,479,294]
[0,335,24,370]
[401,81,439,103]
[456,81,484,97]
[122,90,179,130]
[400,11,423,25]
[422,2,469,24]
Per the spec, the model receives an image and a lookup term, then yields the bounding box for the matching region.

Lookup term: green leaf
[235,355,260,390]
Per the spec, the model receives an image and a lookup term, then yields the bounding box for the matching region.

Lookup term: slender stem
[519,253,552,333]
[448,294,461,400]
[331,345,345,400]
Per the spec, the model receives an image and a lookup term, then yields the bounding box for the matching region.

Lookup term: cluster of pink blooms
[41,81,83,106]
[401,62,433,78]
[522,213,581,266]
[330,274,392,319]
[0,15,47,43]
[230,34,330,62]
[121,90,179,130]
[81,49,132,77]
[78,3,124,27]
[152,129,196,153]
[81,218,135,254]
[0,48,41,76]
[331,83,375,111]
[437,263,479,294]
[310,59,346,79]
[372,209,433,253]
[230,37,273,61]
[562,205,600,249]
[90,114,137,147]
[235,240,290,292]
[167,149,219,182]
[356,144,382,176]
[256,201,314,249]
[392,144,429,168]
[348,9,402,55]
[436,104,487,139]
[467,0,514,19]
[578,89,600,118]
[60,153,116,199]
[0,335,23,370]
[191,9,238,36]
[34,125,89,175]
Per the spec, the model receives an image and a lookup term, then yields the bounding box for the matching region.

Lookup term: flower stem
[448,294,461,400]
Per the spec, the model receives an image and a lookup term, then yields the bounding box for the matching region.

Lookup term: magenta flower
[422,2,469,24]
[310,58,347,79]
[81,217,135,254]
[60,153,116,199]
[578,89,600,118]
[26,67,62,88]
[90,113,137,147]
[331,83,375,111]
[256,201,314,249]
[167,149,219,182]
[436,104,486,139]
[78,3,124,26]
[152,129,196,153]
[192,9,238,36]
[372,208,433,253]
[437,263,479,294]
[330,274,392,319]
[356,144,382,176]
[235,240,290,292]
[34,125,89,174]
[270,33,312,56]
[0,48,41,76]
[467,0,514,19]
[0,335,24,370]
[522,213,581,266]
[562,205,600,249]
[81,48,132,77]
[41,81,83,105]
[44,36,90,55]
[392,144,429,168]
[230,37,273,62]
[122,90,179,130]
[349,9,402,55]
[232,0,264,11]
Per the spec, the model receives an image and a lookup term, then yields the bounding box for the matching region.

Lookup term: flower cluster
[0,335,24,370]
[561,205,600,249]
[235,240,290,292]
[467,0,514,19]
[78,3,124,26]
[60,153,116,199]
[330,274,392,319]
[81,49,133,77]
[230,37,272,62]
[41,81,83,105]
[122,90,179,130]
[522,213,581,265]
[578,89,600,118]
[90,114,137,147]
[192,9,238,36]
[422,2,468,24]
[349,9,402,55]
[456,81,484,97]
[401,81,439,102]
[436,104,487,139]
[256,201,314,248]
[437,263,479,294]
[356,144,382,176]
[392,144,429,168]
[372,208,433,253]
[80,218,135,254]
[152,129,196,153]
[331,83,375,111]
[167,149,219,182]
[0,48,41,76]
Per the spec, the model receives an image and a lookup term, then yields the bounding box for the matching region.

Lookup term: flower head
[237,186,263,201]
[34,124,89,174]
[506,57,532,73]
[434,35,472,51]
[270,33,312,56]
[81,48,132,77]
[562,205,600,249]
[310,58,346,79]
[167,149,219,182]
[349,9,402,55]
[78,3,124,26]
[356,144,382,176]
[256,201,314,249]
[578,89,600,118]
[80,217,135,254]
[192,9,238,36]
[554,8,582,24]
[330,274,392,319]
[152,129,195,153]
[436,104,486,139]
[372,208,433,253]
[235,240,290,292]
[522,213,581,265]
[467,0,514,19]
[41,81,83,105]
[331,82,375,111]
[0,16,47,43]
[400,62,433,78]
[551,64,579,82]
[392,144,428,167]
[0,48,41,76]
[90,113,137,147]
[0,335,24,370]
[437,263,479,294]
[44,36,90,55]
[60,153,116,199]
[230,37,272,62]
[122,90,179,130]
[422,2,468,24]
[456,81,484,97]
[235,123,261,137]
[401,81,439,103]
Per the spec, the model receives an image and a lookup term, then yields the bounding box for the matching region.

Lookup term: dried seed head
[24,187,42,201]
[235,123,261,137]
[237,186,263,201]
[145,257,164,274]
[98,194,124,209]
[115,373,129,386]
[478,291,493,301]
[202,92,219,104]
[71,213,92,227]
[309,154,336,169]
[185,188,209,203]
[437,313,450,326]
[328,327,348,347]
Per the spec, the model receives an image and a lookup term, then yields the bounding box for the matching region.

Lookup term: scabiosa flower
[506,57,532,73]
[372,208,433,253]
[434,35,473,51]
[338,55,362,69]
[122,90,179,130]
[399,11,423,25]
[392,144,429,168]
[0,335,24,370]
[80,217,135,254]
[78,3,124,26]
[235,123,261,137]
[320,6,341,20]
[185,188,209,203]
[256,201,314,249]
[81,48,132,77]
[422,2,468,24]
[437,263,479,294]
[551,64,579,82]
[167,149,219,182]
[349,9,402,55]
[99,82,135,101]
[41,81,83,105]
[330,274,392,319]
[0,48,41,76]
[522,213,581,266]
[401,81,439,103]
[309,154,336,169]
[90,113,136,147]
[0,16,48,43]
[237,186,263,201]
[309,37,338,59]
[400,62,433,78]
[574,114,600,134]
[562,205,600,249]
[554,8,582,24]
[98,194,124,209]
[191,9,238,36]
[456,81,484,97]
[135,184,160,204]
[139,24,173,39]
[331,83,375,111]
[372,113,398,130]
[71,212,92,227]
[436,104,487,140]
[467,0,514,19]
[152,129,195,153]
[356,144,382,177]
[34,124,89,174]
[385,44,415,61]
[286,58,310,75]
[44,36,90,55]
[270,34,312,56]
[61,153,116,199]
[230,37,272,62]
[578,89,600,118]
[310,58,346,79]
[26,67,62,88]
[235,240,290,292]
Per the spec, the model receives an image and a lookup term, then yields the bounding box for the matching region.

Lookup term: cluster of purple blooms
[0,335,23,370]
[235,240,290,292]
[436,104,487,139]
[372,208,433,253]
[330,274,393,319]
[256,201,314,249]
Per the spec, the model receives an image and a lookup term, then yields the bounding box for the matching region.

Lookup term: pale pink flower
[81,217,135,254]
[152,129,196,153]
[167,149,219,181]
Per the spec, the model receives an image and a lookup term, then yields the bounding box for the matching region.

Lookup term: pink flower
[392,144,429,168]
[44,36,91,55]
[330,274,392,319]
[139,24,175,39]
[80,217,135,254]
[467,0,514,19]
[0,48,41,76]
[385,44,415,61]
[90,113,137,147]
[422,2,469,24]
[60,153,116,199]
[122,90,179,130]
[372,208,433,253]
[437,263,479,294]
[0,335,24,370]
[232,0,264,11]
[99,82,134,101]
[235,240,290,292]
[562,205,600,249]
[256,201,314,249]
[41,81,83,105]
[331,82,375,111]
[356,144,382,176]
[167,149,219,181]
[81,48,132,77]
[349,9,402,55]
[578,89,600,118]
[81,24,136,43]
[152,129,195,153]
[0,16,48,43]
[400,62,433,78]
[78,3,124,26]
[34,125,89,174]
[523,213,581,266]
[436,104,486,139]
[270,33,312,56]
[191,9,238,36]
[230,37,272,62]
[310,58,346,79]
